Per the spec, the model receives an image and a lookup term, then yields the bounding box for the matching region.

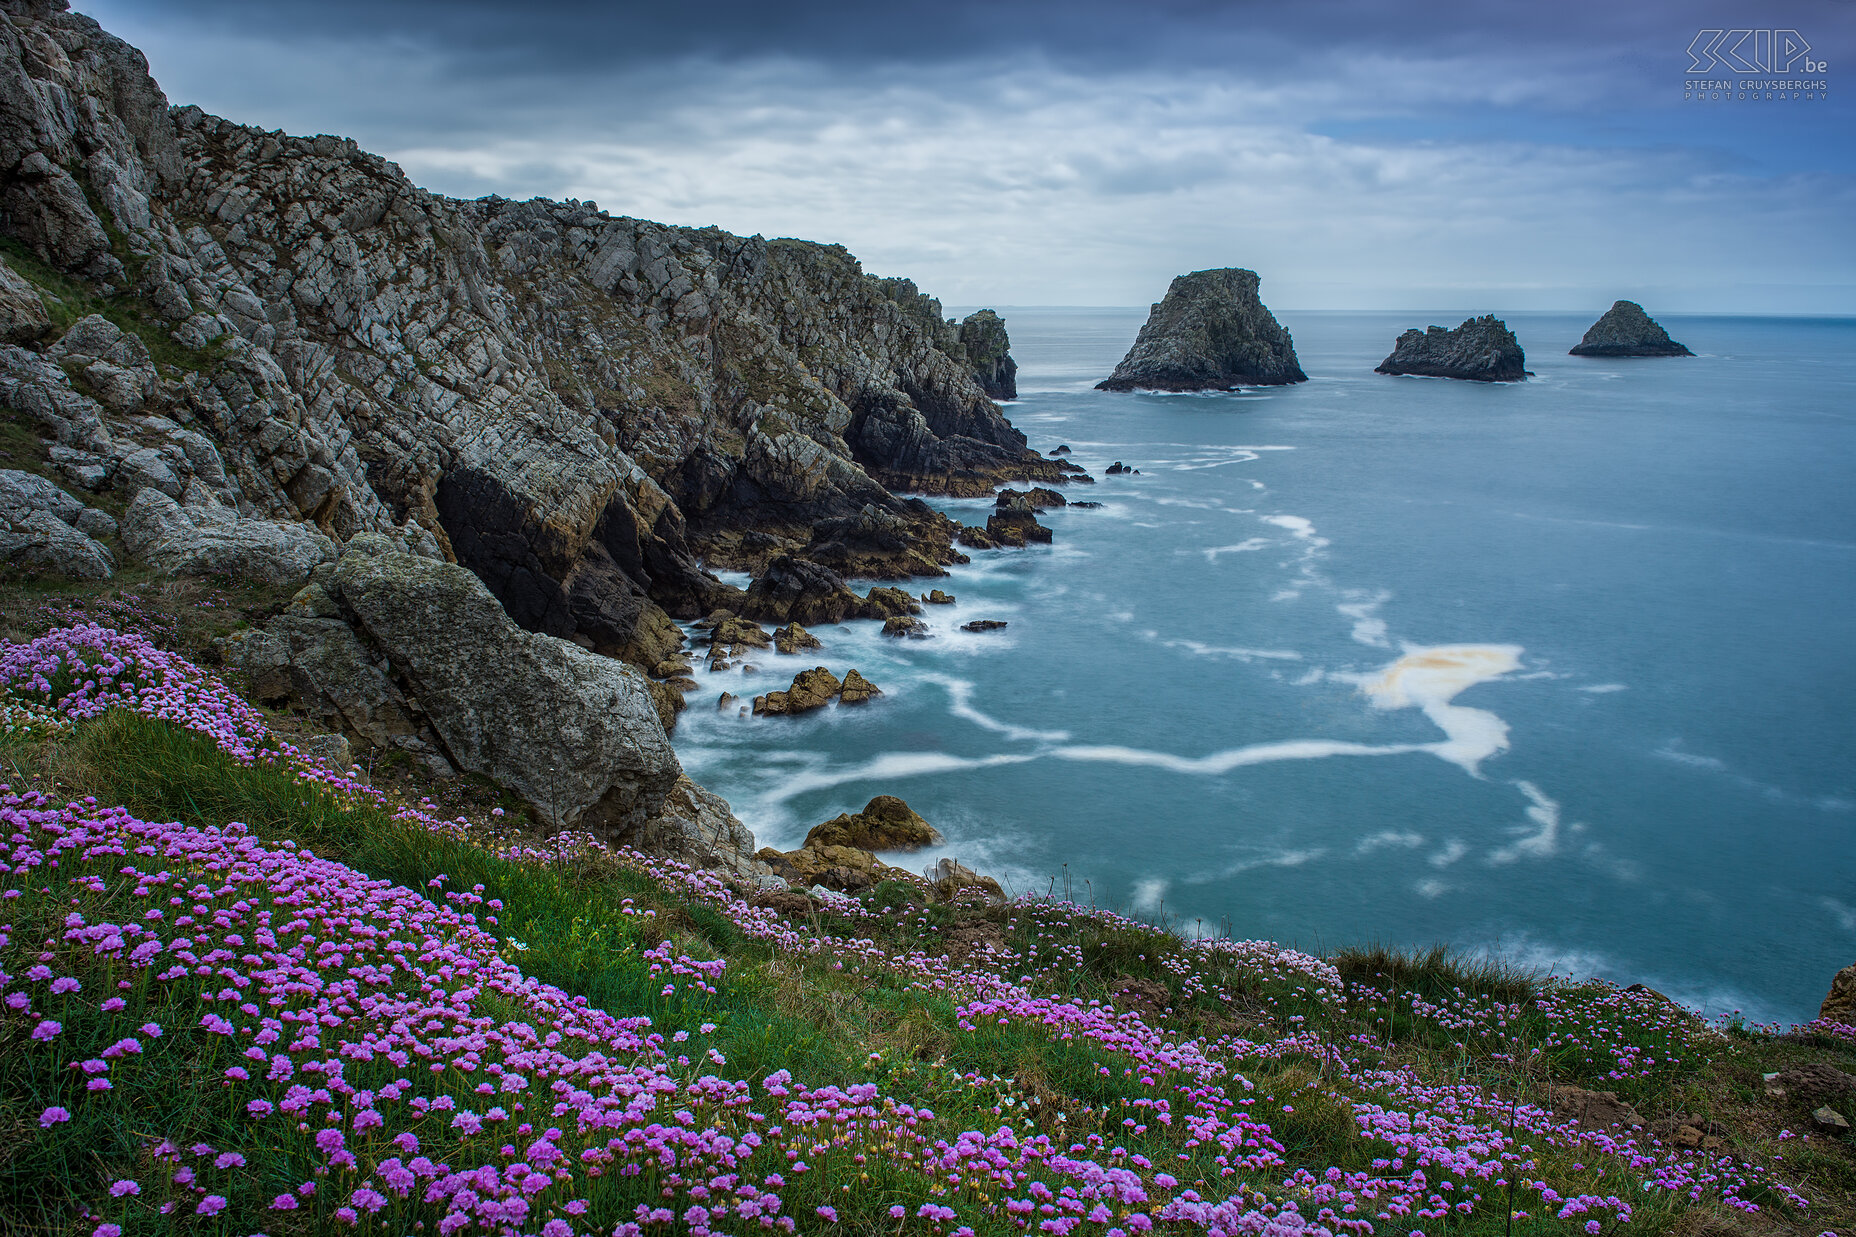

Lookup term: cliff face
[0,0,1069,667]
[1097,268,1305,391]
[1375,315,1527,383]
[958,309,1017,400]
[1570,301,1692,357]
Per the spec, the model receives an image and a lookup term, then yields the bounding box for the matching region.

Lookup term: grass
[2,682,1853,1234]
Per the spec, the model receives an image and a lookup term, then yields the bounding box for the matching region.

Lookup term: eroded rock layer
[0,0,1075,665]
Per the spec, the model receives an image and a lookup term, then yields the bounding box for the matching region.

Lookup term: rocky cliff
[958,309,1017,400]
[1570,301,1692,357]
[1375,315,1527,382]
[1097,268,1305,391]
[0,0,1075,671]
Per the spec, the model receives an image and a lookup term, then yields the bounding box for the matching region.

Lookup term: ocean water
[674,308,1856,1024]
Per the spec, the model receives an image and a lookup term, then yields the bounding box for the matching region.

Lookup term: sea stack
[1569,301,1693,357]
[1375,315,1527,382]
[1097,268,1306,391]
[959,310,1018,400]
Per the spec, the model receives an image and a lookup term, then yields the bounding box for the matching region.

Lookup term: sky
[77,0,1856,312]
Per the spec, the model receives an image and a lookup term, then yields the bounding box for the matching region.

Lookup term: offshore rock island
[1375,314,1528,382]
[1097,267,1306,391]
[1570,300,1693,357]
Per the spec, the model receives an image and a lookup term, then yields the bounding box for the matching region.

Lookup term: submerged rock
[961,619,1008,633]
[995,487,1066,510]
[985,492,1052,546]
[771,621,822,654]
[881,615,929,638]
[805,794,942,851]
[921,589,955,605]
[1098,268,1306,391]
[1375,315,1527,382]
[1570,300,1693,357]
[838,668,882,703]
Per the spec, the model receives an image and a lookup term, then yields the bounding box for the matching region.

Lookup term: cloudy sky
[80,0,1855,312]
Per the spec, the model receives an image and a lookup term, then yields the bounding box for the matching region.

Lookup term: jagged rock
[862,585,921,618]
[753,665,842,715]
[1049,444,1071,456]
[881,615,928,638]
[805,794,942,851]
[609,774,770,880]
[1375,315,1528,382]
[772,621,821,654]
[985,493,1052,546]
[1822,962,1856,1023]
[1570,301,1692,357]
[121,488,335,586]
[716,692,737,710]
[48,315,157,414]
[233,536,680,835]
[996,487,1066,510]
[646,680,685,733]
[742,555,866,625]
[1815,1106,1851,1132]
[804,501,963,579]
[1105,462,1138,475]
[757,842,907,893]
[0,2,1077,678]
[960,619,1008,633]
[955,524,998,549]
[921,589,954,604]
[837,668,880,703]
[959,309,1017,400]
[0,255,49,344]
[706,614,771,648]
[1098,268,1306,391]
[0,468,115,579]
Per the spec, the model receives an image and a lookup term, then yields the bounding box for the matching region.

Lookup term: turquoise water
[675,308,1856,1024]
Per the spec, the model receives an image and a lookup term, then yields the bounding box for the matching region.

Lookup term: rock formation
[958,309,1017,400]
[1375,316,1528,382]
[227,535,682,837]
[985,492,1052,546]
[837,668,881,703]
[804,794,942,851]
[0,466,115,578]
[1097,268,1306,391]
[0,0,1078,678]
[1569,301,1693,357]
[1824,962,1856,1024]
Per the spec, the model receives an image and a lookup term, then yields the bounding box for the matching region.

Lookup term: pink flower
[108,1180,140,1197]
[196,1195,227,1216]
[39,1106,71,1127]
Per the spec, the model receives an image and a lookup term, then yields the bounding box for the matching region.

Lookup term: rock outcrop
[0,466,115,578]
[985,492,1053,546]
[605,774,766,880]
[1097,269,1305,391]
[1376,316,1527,382]
[1824,962,1856,1024]
[121,488,336,586]
[228,535,681,836]
[1569,301,1693,357]
[958,309,1017,400]
[804,794,943,851]
[0,0,1078,677]
[837,668,881,703]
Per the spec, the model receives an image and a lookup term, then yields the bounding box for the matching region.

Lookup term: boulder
[930,857,1006,903]
[706,614,771,648]
[1822,961,1856,1024]
[0,255,50,345]
[1375,315,1528,382]
[48,315,157,414]
[805,794,943,851]
[986,493,1052,546]
[960,619,1008,633]
[121,489,336,586]
[233,536,681,835]
[742,555,866,625]
[0,468,115,580]
[862,585,921,618]
[753,665,842,715]
[959,309,1018,400]
[1570,301,1692,357]
[608,774,769,880]
[1097,268,1306,391]
[1105,462,1139,475]
[955,524,999,550]
[837,669,881,703]
[772,621,822,654]
[881,615,928,638]
[921,589,955,604]
[995,487,1066,510]
[758,842,907,893]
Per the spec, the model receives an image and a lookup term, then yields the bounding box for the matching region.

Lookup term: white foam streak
[762,751,1038,804]
[1355,643,1523,775]
[1488,779,1565,863]
[1202,538,1271,560]
[923,673,1071,743]
[1164,638,1303,662]
[1053,738,1427,775]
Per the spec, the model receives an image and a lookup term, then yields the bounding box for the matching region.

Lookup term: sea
[673,308,1856,1025]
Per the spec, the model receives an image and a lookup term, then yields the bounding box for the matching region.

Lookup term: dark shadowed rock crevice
[1098,268,1306,391]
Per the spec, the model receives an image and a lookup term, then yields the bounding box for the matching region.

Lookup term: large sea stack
[1097,268,1305,391]
[1570,301,1693,357]
[959,309,1018,400]
[1375,315,1527,382]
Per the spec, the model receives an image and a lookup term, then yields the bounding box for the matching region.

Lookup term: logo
[1686,29,1824,74]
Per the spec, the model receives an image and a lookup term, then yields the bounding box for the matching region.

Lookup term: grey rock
[120,488,336,585]
[0,468,115,579]
[1376,315,1528,382]
[297,732,353,769]
[330,539,681,836]
[1098,268,1306,391]
[1570,301,1693,357]
[1814,1105,1851,1132]
[959,309,1018,400]
[607,774,771,880]
[0,255,49,344]
[1823,961,1856,1024]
